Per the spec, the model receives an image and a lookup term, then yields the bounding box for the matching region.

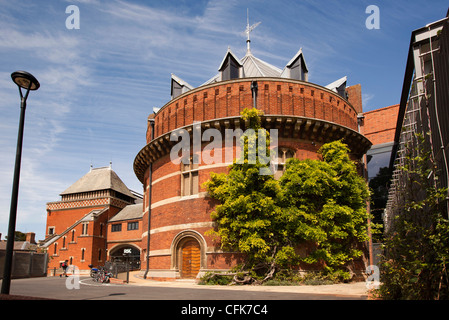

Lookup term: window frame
[111,223,122,232]
[181,155,200,197]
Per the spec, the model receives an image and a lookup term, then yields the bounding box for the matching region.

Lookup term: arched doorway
[109,245,141,270]
[171,230,206,279]
[180,239,201,279]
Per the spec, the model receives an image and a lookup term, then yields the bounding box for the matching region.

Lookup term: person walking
[60,260,69,277]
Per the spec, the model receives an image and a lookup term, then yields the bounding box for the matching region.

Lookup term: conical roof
[240,52,283,78]
[60,167,134,198]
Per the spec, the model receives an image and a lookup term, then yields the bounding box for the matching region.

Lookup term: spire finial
[245,9,261,54]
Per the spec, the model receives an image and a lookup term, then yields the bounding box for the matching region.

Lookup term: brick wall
[148,79,359,143]
[363,104,399,145]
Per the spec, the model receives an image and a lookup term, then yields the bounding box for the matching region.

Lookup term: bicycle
[92,266,113,283]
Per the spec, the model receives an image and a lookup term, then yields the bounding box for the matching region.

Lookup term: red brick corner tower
[134,39,372,280]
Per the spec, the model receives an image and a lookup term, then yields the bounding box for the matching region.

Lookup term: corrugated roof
[60,167,134,198]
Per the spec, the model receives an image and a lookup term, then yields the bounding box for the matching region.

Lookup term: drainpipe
[251,80,258,109]
[357,114,374,268]
[143,118,155,279]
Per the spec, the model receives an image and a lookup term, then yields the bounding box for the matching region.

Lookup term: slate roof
[109,204,143,222]
[60,167,135,198]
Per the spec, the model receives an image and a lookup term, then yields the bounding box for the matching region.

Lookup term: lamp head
[11,71,40,91]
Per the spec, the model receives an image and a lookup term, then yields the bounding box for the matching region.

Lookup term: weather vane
[245,9,261,54]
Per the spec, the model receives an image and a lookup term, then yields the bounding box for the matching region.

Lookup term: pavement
[123,271,370,298]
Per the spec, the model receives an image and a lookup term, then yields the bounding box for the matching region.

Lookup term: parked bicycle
[88,264,98,278]
[91,266,113,283]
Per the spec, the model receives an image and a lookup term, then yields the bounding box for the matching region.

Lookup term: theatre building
[42,36,399,279]
[133,39,376,281]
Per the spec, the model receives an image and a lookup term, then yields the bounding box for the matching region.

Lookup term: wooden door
[181,239,201,279]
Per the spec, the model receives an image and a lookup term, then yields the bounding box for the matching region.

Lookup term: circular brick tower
[134,45,371,280]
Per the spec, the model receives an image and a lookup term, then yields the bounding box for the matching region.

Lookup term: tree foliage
[204,108,371,283]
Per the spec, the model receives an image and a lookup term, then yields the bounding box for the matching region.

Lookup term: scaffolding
[384,19,447,232]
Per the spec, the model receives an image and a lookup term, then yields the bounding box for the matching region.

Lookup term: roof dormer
[218,47,243,81]
[171,74,194,100]
[325,76,348,99]
[281,48,309,81]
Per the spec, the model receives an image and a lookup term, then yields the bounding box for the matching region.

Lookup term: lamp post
[1,71,40,294]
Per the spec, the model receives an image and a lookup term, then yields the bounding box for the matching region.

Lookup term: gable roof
[60,167,134,198]
[218,47,243,72]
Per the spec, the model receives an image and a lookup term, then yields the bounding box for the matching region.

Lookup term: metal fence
[0,250,48,279]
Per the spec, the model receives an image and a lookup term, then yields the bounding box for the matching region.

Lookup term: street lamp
[1,71,40,294]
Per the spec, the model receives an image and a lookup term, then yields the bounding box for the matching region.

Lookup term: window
[181,155,199,196]
[62,236,66,248]
[81,248,85,261]
[274,147,295,180]
[111,223,122,232]
[48,227,55,235]
[71,230,75,242]
[81,222,88,235]
[127,221,139,231]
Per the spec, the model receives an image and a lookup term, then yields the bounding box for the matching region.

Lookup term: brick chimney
[26,232,36,244]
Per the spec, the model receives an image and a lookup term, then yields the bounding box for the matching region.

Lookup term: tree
[204,108,371,283]
[280,141,370,276]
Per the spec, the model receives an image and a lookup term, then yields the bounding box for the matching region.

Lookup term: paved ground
[129,271,369,297]
[1,273,372,318]
[0,271,369,301]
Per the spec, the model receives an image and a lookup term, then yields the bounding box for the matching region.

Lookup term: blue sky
[0,0,448,241]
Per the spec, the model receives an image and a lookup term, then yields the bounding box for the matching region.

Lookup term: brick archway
[171,230,206,278]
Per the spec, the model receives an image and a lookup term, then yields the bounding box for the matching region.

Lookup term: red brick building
[133,43,379,280]
[363,104,400,180]
[42,166,142,273]
[41,42,399,280]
